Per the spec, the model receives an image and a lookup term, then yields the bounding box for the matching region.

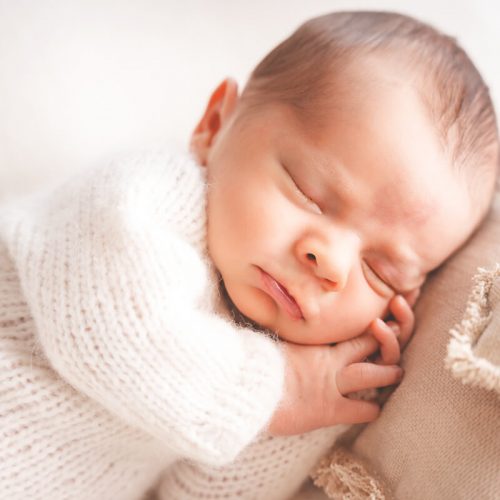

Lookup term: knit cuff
[188,330,285,466]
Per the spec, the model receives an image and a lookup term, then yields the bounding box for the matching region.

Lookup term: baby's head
[191,11,499,345]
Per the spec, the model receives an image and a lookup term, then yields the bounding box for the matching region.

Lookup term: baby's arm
[156,427,346,500]
[1,151,416,468]
[1,153,285,466]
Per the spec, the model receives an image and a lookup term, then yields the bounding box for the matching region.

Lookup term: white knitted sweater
[0,151,343,500]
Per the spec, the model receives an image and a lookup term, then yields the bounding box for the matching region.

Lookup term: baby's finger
[335,397,381,424]
[370,318,400,365]
[335,333,379,365]
[388,295,415,348]
[337,363,403,395]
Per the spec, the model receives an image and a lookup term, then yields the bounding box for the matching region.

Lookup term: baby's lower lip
[259,269,303,321]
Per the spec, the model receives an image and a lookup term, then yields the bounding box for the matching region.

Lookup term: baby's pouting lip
[258,267,304,321]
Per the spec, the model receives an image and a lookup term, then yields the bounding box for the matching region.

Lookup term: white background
[0,0,499,198]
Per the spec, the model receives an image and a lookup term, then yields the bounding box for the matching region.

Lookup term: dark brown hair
[242,11,499,217]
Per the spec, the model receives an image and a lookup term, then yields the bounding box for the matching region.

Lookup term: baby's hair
[241,11,499,220]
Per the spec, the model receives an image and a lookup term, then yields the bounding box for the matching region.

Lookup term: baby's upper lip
[278,275,323,322]
[285,283,317,322]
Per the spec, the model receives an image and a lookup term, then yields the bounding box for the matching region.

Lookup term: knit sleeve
[155,426,347,500]
[1,152,285,466]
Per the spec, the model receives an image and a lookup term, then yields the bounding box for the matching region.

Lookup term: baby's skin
[192,72,476,436]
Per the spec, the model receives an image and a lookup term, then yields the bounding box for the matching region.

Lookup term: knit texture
[156,426,347,500]
[0,151,289,499]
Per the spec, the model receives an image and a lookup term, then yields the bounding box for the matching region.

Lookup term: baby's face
[193,79,476,345]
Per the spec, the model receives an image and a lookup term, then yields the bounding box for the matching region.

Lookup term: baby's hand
[268,333,403,436]
[268,290,420,437]
[368,290,419,365]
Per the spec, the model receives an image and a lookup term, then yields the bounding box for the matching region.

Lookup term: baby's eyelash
[362,260,395,294]
[293,178,313,203]
[283,165,322,214]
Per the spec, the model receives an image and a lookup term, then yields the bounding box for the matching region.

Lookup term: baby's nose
[304,252,340,291]
[297,231,357,290]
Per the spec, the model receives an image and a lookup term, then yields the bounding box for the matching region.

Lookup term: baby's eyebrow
[314,159,352,213]
[372,184,438,227]
[385,203,435,227]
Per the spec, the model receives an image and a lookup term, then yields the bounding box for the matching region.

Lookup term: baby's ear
[190,78,239,165]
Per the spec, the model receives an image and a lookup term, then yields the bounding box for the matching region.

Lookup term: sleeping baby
[0,10,498,500]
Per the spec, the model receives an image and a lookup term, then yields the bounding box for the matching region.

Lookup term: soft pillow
[312,192,500,499]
